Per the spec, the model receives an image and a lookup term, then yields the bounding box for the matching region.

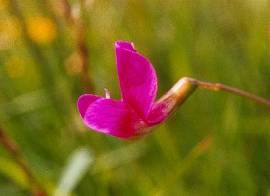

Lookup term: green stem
[185,77,270,108]
[57,0,94,92]
[158,77,270,117]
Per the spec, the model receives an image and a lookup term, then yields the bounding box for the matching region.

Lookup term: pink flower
[77,41,195,139]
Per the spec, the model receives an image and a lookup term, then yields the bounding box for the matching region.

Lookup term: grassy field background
[0,0,270,195]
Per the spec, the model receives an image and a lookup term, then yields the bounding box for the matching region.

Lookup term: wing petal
[83,98,144,139]
[77,94,102,118]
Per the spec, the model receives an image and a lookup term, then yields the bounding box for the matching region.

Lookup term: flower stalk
[166,77,270,109]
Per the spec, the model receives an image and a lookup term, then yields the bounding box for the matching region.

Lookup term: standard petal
[115,41,136,52]
[115,42,157,120]
[77,94,102,118]
[83,98,144,139]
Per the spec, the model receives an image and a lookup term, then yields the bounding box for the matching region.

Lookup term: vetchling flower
[78,41,197,139]
[78,41,270,139]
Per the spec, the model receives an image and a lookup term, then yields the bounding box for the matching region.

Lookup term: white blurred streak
[54,148,93,196]
[0,79,71,120]
[0,90,48,120]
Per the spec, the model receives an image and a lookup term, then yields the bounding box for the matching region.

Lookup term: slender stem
[0,127,47,196]
[60,0,74,24]
[58,0,94,92]
[76,19,93,93]
[184,77,270,108]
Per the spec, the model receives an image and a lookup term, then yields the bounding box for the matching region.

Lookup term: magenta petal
[115,42,157,120]
[83,98,143,139]
[147,102,170,125]
[77,94,102,118]
[115,41,136,52]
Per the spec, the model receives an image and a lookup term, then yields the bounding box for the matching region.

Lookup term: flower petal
[83,98,144,139]
[115,41,157,120]
[115,41,136,52]
[77,94,102,118]
[147,102,171,125]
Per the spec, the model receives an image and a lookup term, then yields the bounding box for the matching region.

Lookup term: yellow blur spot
[0,16,21,50]
[26,16,57,44]
[5,56,26,78]
[65,52,83,75]
[0,0,8,10]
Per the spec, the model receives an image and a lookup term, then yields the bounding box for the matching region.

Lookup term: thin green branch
[58,0,94,92]
[159,77,270,118]
[185,77,270,108]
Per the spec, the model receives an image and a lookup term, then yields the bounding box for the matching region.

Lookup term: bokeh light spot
[0,0,8,10]
[0,16,21,50]
[26,16,57,45]
[5,56,26,78]
[65,52,83,75]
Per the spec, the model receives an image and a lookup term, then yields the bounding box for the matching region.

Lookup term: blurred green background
[0,0,270,195]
